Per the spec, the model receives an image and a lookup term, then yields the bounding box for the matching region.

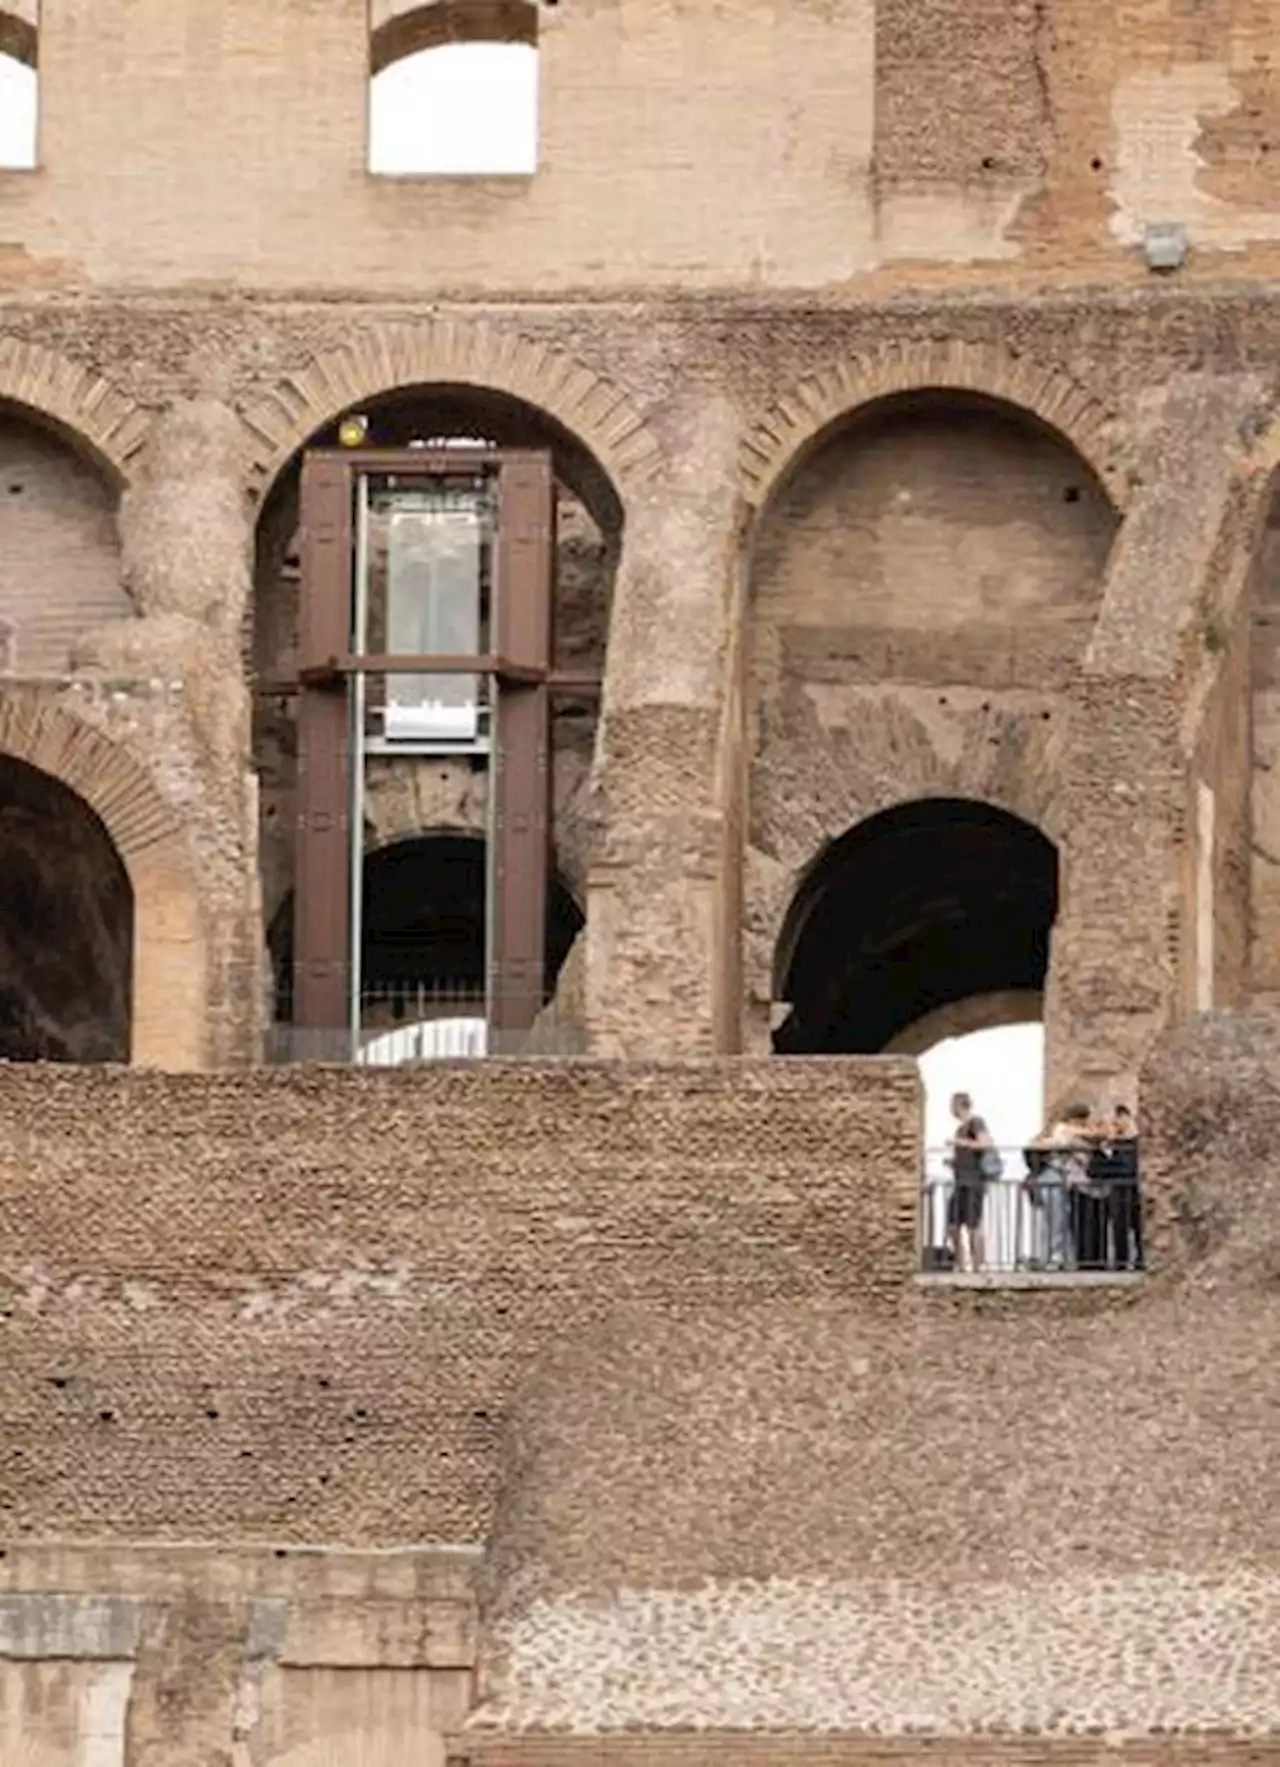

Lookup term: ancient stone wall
[0,410,126,674]
[0,1059,921,1546]
[10,0,1280,292]
[0,1542,477,1766]
[460,1016,1280,1750]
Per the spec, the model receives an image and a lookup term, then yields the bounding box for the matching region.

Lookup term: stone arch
[738,339,1127,516]
[0,690,206,1068]
[239,320,660,504]
[0,5,36,66]
[372,0,536,74]
[773,797,1059,1056]
[746,697,1062,1009]
[883,988,1044,1057]
[0,336,152,485]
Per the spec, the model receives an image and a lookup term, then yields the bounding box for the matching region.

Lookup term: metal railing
[265,981,587,1066]
[920,1143,1145,1277]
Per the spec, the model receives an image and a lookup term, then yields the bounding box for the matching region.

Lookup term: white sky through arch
[920,1023,1046,1153]
[1,43,536,171]
[0,53,36,168]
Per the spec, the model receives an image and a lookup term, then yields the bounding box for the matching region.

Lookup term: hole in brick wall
[274,1548,288,1559]
[369,3,539,177]
[981,155,996,170]
[1090,156,1104,171]
[48,1375,68,1389]
[98,1409,115,1424]
[7,483,22,495]
[317,1376,331,1389]
[1063,485,1081,503]
[0,13,38,173]
[205,1408,220,1421]
[269,832,581,1029]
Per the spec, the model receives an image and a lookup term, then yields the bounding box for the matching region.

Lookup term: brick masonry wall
[458,1018,1280,1743]
[452,1743,1280,1767]
[10,0,1280,293]
[0,1059,921,1545]
[0,412,127,675]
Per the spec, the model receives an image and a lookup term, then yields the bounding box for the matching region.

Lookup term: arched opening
[254,383,618,1055]
[742,388,1114,1053]
[0,753,132,1061]
[0,7,38,171]
[0,401,128,673]
[750,390,1118,696]
[268,832,582,1056]
[368,1,538,176]
[774,798,1058,1055]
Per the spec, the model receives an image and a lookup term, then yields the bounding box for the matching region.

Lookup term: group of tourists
[938,1091,1143,1275]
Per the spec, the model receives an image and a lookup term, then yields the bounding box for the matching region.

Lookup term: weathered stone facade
[5,0,1280,1759]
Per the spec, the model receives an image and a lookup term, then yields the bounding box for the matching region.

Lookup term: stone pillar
[1042,373,1265,1114]
[584,397,741,1057]
[74,398,263,1066]
[1043,679,1184,1113]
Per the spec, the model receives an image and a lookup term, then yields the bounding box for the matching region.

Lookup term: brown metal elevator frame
[292,446,593,1048]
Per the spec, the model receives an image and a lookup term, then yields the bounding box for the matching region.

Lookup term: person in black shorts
[946,1091,994,1272]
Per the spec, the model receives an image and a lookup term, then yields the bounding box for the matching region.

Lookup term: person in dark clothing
[1104,1103,1143,1270]
[945,1090,995,1272]
[1073,1124,1112,1269]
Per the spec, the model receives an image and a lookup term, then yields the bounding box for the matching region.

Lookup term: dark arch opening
[774,798,1058,1055]
[0,754,133,1061]
[269,832,582,1025]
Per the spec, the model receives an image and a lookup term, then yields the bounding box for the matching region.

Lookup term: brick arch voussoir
[0,335,152,485]
[240,321,661,503]
[372,0,537,73]
[0,692,190,877]
[0,6,37,66]
[739,340,1127,516]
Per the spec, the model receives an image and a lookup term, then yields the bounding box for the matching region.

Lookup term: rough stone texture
[8,9,1280,1754]
[461,1014,1280,1743]
[0,753,131,1060]
[453,1744,1280,1767]
[0,1542,476,1766]
[0,1060,920,1544]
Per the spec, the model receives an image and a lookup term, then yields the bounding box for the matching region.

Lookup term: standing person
[1072,1110,1113,1270]
[1105,1103,1143,1271]
[945,1092,998,1273]
[1044,1102,1093,1271]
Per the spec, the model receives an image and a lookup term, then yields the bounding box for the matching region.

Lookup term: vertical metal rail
[348,473,370,1062]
